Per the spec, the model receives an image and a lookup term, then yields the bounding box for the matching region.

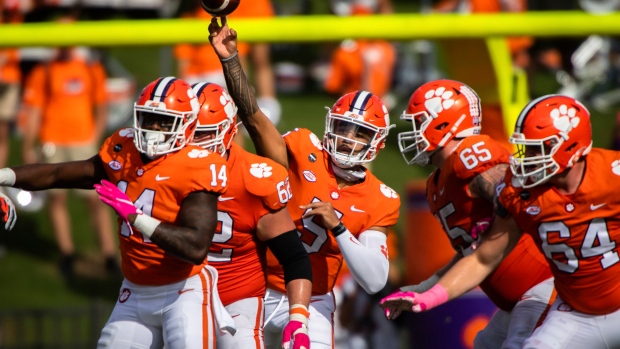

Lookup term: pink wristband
[415,284,449,311]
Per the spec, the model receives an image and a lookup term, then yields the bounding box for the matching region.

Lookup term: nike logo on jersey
[155,174,170,181]
[350,205,365,213]
[178,288,194,295]
[590,203,606,210]
[439,187,445,195]
[218,196,235,202]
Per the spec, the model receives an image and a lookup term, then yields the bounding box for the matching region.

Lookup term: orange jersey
[427,135,551,310]
[99,129,229,286]
[22,59,107,144]
[498,148,620,315]
[0,49,20,83]
[174,0,274,77]
[324,40,396,98]
[266,128,400,295]
[209,143,289,306]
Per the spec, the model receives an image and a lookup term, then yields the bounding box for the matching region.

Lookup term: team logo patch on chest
[331,191,340,200]
[108,160,122,171]
[565,203,575,212]
[136,168,145,177]
[303,170,317,182]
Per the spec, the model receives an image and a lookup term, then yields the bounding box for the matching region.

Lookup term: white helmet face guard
[509,133,562,188]
[398,110,433,166]
[133,104,196,158]
[323,111,385,168]
[190,118,233,156]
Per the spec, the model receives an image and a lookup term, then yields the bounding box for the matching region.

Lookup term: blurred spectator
[323,1,397,108]
[0,5,22,168]
[21,43,118,278]
[174,0,281,134]
[335,230,404,349]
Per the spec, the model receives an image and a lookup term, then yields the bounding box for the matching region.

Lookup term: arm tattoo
[221,55,260,119]
[469,164,508,203]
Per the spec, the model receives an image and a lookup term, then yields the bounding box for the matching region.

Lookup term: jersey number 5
[299,197,343,253]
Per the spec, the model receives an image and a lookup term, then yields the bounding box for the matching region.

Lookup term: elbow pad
[266,229,312,285]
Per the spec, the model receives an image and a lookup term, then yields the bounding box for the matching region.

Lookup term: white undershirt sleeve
[336,229,389,294]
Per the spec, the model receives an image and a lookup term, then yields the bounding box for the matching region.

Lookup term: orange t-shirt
[266,128,400,295]
[210,143,289,306]
[0,49,20,84]
[22,59,107,145]
[174,0,275,77]
[99,129,229,286]
[427,135,551,311]
[498,148,620,315]
[324,40,396,98]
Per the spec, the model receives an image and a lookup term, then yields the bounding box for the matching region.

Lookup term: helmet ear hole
[435,122,449,131]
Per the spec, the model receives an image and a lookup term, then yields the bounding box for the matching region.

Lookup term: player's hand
[94,180,142,223]
[208,16,237,60]
[282,321,309,349]
[470,216,493,239]
[0,192,16,230]
[300,201,340,231]
[380,284,449,319]
[282,304,310,349]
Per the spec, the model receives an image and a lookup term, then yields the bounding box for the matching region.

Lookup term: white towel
[205,265,237,336]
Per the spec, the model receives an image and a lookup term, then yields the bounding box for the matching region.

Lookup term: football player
[0,77,228,349]
[208,17,400,349]
[381,94,620,349]
[382,79,554,349]
[190,82,312,349]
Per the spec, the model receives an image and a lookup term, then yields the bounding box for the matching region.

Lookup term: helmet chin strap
[331,157,366,182]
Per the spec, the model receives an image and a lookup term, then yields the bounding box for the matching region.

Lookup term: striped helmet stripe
[514,94,558,133]
[191,81,213,97]
[349,90,372,114]
[150,76,177,102]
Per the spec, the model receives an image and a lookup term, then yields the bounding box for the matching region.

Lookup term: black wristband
[330,222,347,237]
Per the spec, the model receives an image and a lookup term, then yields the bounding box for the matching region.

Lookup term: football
[200,0,240,17]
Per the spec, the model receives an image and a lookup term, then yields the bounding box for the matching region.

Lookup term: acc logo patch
[250,163,273,178]
[303,170,317,182]
[525,206,540,216]
[108,160,122,171]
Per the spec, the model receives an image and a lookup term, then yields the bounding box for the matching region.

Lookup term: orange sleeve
[91,62,107,105]
[22,65,46,109]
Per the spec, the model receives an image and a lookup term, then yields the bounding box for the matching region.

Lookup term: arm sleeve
[337,229,389,294]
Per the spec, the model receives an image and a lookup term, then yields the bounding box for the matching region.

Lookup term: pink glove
[282,304,310,349]
[0,192,16,230]
[380,284,449,320]
[470,216,493,239]
[94,180,142,226]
